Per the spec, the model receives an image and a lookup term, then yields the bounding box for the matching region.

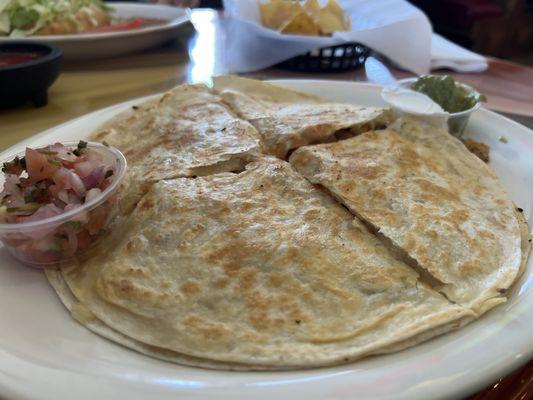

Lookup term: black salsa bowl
[0,42,63,108]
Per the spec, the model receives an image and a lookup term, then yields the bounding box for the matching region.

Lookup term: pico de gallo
[0,141,120,265]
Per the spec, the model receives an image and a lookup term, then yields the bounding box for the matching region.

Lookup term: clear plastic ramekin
[0,141,127,268]
[395,77,482,138]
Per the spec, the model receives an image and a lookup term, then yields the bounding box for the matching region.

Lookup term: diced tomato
[87,202,111,235]
[62,230,79,257]
[24,248,63,265]
[82,18,145,33]
[2,157,25,175]
[25,148,59,183]
[99,178,111,191]
[76,229,93,250]
[0,235,29,247]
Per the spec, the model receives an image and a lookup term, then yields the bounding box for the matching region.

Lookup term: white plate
[0,3,190,60]
[0,80,531,400]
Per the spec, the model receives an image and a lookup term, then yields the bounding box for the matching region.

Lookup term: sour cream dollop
[381,86,446,115]
[381,85,449,128]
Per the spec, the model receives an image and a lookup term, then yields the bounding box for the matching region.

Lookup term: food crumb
[498,135,508,143]
[461,139,490,163]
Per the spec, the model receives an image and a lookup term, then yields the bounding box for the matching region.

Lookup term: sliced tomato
[82,18,145,33]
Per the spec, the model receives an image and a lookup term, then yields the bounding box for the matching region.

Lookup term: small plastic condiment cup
[389,77,482,138]
[0,141,127,268]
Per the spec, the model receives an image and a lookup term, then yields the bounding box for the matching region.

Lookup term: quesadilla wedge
[90,84,263,207]
[290,117,529,314]
[212,76,393,159]
[56,158,472,368]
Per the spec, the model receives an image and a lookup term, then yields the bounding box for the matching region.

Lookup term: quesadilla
[90,84,263,206]
[55,158,472,368]
[290,116,528,314]
[212,76,393,158]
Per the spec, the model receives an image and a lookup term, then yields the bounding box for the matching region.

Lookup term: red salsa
[0,51,46,67]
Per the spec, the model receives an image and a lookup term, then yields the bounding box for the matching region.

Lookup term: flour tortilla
[90,84,263,207]
[45,268,279,371]
[212,76,393,158]
[45,205,530,370]
[290,117,527,314]
[91,83,262,180]
[56,158,472,368]
[514,209,531,280]
[46,265,477,370]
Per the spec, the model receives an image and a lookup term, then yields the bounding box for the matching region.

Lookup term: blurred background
[411,0,533,62]
[111,0,533,64]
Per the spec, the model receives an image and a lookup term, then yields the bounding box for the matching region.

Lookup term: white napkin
[221,0,488,75]
[222,0,432,75]
[431,33,488,72]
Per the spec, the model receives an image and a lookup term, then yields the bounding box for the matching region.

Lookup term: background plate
[0,3,190,60]
[0,80,531,400]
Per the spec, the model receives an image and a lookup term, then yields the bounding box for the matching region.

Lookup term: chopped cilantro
[48,237,63,253]
[6,203,40,213]
[47,159,62,168]
[24,188,37,203]
[37,149,57,156]
[73,140,88,156]
[63,221,82,230]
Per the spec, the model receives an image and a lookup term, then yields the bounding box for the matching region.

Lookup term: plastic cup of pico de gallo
[0,141,127,268]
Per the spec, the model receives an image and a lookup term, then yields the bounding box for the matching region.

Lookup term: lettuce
[0,0,111,37]
[11,7,38,28]
[0,13,9,34]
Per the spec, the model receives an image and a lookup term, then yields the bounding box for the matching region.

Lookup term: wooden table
[0,8,531,399]
[1,9,532,150]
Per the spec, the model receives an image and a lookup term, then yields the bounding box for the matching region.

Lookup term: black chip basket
[276,42,369,73]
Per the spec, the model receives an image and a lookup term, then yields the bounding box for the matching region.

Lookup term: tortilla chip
[314,12,344,35]
[280,11,321,35]
[304,0,321,17]
[324,0,351,30]
[259,0,303,30]
[324,0,344,20]
[259,0,350,36]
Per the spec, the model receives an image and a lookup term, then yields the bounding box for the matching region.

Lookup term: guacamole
[411,75,486,113]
